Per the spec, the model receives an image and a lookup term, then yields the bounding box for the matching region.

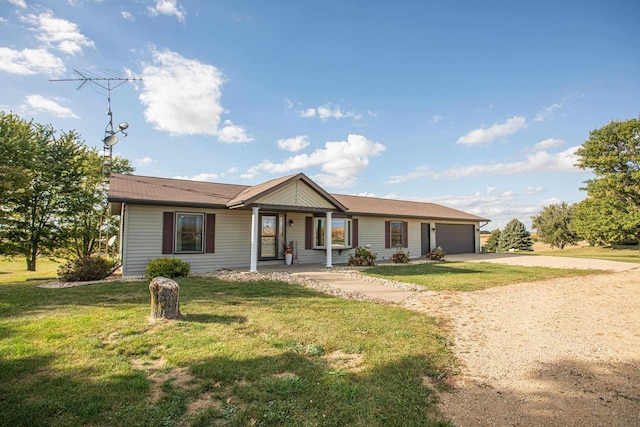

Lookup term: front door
[260,214,285,260]
[421,223,431,256]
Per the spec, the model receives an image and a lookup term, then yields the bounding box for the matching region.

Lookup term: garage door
[436,224,475,254]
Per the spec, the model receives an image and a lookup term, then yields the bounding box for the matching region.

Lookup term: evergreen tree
[498,218,533,252]
[484,229,501,252]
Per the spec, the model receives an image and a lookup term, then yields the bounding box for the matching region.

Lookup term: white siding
[122,204,252,277]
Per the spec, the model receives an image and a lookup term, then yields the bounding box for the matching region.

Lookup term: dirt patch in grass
[403,269,640,426]
[322,350,365,372]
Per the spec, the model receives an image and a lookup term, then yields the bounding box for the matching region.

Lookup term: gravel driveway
[402,268,640,426]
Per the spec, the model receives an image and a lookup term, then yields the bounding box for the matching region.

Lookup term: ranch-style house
[108,173,490,277]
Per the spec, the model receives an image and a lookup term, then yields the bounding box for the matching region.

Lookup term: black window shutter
[162,212,174,254]
[205,214,215,253]
[305,217,313,249]
[352,218,359,247]
[385,221,391,248]
[402,222,408,248]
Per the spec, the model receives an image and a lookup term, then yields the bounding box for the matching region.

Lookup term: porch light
[289,219,295,227]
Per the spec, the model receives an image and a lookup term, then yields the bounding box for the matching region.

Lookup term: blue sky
[1,0,638,229]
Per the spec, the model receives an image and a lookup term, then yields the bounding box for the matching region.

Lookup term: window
[385,220,408,248]
[176,213,204,253]
[314,218,352,248]
[390,221,403,247]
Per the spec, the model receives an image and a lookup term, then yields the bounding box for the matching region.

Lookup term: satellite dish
[118,122,129,131]
[107,235,117,246]
[104,135,119,146]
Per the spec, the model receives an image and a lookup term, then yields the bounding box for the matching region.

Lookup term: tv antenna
[50,68,142,175]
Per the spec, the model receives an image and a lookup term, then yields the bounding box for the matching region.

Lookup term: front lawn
[362,262,603,292]
[0,277,453,426]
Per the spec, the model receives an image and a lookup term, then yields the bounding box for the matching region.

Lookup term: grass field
[534,245,640,264]
[0,277,454,426]
[0,257,61,283]
[362,262,603,292]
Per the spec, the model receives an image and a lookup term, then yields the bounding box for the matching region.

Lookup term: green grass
[362,262,603,292]
[534,245,640,264]
[0,256,62,283]
[0,277,453,426]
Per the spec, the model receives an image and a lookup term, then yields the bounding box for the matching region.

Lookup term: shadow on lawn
[0,349,450,426]
[440,358,640,426]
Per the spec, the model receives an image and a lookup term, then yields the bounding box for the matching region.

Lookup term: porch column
[325,211,333,268]
[250,206,259,272]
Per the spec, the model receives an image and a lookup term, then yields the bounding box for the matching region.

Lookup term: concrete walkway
[292,270,416,303]
[253,253,638,304]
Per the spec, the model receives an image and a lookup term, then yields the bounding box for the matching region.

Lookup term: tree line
[0,112,133,271]
[488,118,640,252]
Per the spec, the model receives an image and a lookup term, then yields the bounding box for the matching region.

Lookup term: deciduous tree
[574,118,640,245]
[0,113,86,270]
[531,202,580,249]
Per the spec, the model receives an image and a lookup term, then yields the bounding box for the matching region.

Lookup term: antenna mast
[51,68,142,259]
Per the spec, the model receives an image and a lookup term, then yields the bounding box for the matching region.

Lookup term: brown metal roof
[108,173,488,222]
[332,194,489,222]
[108,173,248,207]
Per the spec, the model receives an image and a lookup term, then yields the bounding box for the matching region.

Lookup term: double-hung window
[390,221,404,247]
[314,217,352,249]
[175,213,204,253]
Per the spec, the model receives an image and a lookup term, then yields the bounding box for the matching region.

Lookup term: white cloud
[148,0,186,23]
[173,173,220,182]
[298,103,363,121]
[20,94,78,118]
[135,156,155,166]
[433,146,581,179]
[431,114,443,123]
[218,120,254,143]
[7,0,27,8]
[386,165,433,184]
[385,146,580,184]
[0,47,65,76]
[139,48,226,136]
[529,138,564,152]
[22,11,95,55]
[277,135,310,152]
[357,192,377,197]
[534,94,582,122]
[456,116,527,145]
[524,186,546,195]
[247,134,385,188]
[121,11,134,21]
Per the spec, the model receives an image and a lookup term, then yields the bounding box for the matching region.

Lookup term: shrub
[391,248,410,264]
[347,246,377,266]
[425,247,446,261]
[146,257,191,279]
[58,256,111,282]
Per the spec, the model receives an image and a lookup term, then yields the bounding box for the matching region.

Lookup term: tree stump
[149,277,182,320]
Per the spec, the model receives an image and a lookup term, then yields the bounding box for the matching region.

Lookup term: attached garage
[436,223,475,254]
